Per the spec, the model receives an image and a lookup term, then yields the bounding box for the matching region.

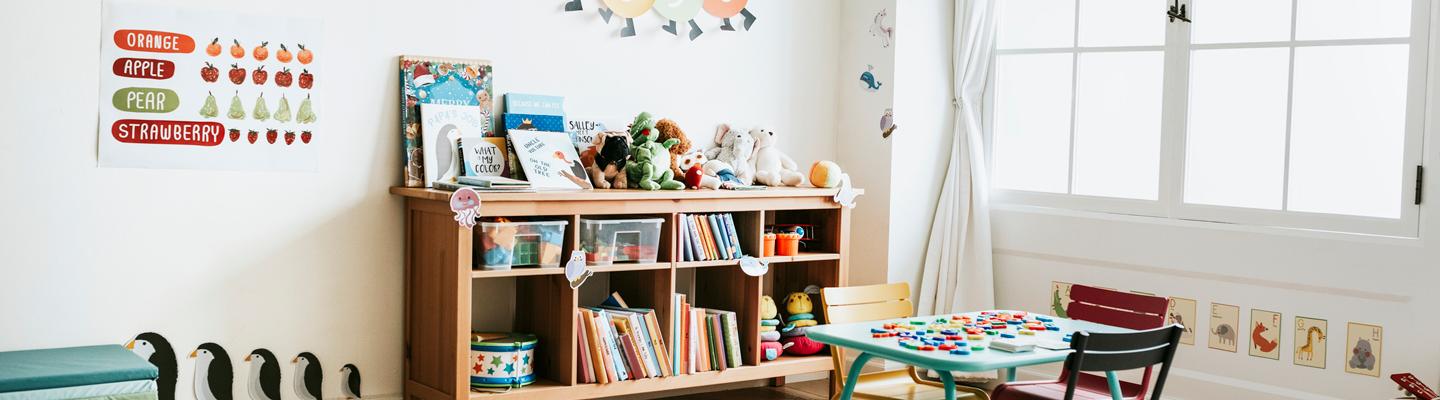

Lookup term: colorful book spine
[595,310,629,381]
[723,214,743,258]
[503,113,566,132]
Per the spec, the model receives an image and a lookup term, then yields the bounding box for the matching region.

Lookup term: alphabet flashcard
[1293,316,1327,369]
[1166,297,1197,345]
[1249,309,1281,360]
[1208,303,1239,352]
[1345,322,1383,377]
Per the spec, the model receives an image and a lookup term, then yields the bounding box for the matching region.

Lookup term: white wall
[0,1,839,398]
[836,0,896,287]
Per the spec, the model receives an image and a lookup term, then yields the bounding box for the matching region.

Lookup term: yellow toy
[760,295,779,319]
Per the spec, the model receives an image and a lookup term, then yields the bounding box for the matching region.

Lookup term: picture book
[462,137,509,177]
[505,113,566,132]
[420,103,487,187]
[508,129,593,190]
[567,117,626,160]
[504,93,565,115]
[400,56,493,187]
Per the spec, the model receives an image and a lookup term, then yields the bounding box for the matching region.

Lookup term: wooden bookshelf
[393,187,858,400]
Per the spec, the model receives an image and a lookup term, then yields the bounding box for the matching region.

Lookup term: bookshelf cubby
[392,187,858,400]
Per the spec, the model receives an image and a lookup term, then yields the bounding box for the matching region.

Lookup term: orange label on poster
[111,119,224,146]
[112,29,194,53]
[112,58,175,80]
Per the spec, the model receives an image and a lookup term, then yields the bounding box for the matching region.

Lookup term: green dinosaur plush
[625,112,684,190]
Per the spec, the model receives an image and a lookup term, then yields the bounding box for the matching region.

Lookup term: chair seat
[991,373,1145,400]
[848,370,983,400]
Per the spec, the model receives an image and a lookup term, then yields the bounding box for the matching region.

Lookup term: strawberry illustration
[228,128,240,142]
[300,130,312,144]
[284,131,296,145]
[252,65,268,85]
[228,64,246,84]
[298,69,313,89]
[247,130,259,144]
[274,68,292,87]
[201,62,219,82]
[266,128,278,144]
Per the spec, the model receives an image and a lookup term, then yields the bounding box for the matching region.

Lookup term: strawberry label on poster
[99,1,322,171]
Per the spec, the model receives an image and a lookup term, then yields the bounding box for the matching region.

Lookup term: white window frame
[985,0,1429,237]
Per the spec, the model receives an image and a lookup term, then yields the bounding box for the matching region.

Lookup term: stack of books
[434,175,534,192]
[669,294,742,376]
[678,213,744,262]
[577,293,672,384]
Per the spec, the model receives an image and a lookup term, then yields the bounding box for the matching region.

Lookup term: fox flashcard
[1249,309,1281,360]
[1293,317,1327,369]
[1209,303,1239,352]
[1345,322,1383,377]
[1167,297,1198,345]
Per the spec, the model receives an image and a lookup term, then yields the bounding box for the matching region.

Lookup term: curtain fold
[916,0,997,316]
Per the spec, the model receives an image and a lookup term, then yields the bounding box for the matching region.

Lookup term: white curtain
[917,0,997,316]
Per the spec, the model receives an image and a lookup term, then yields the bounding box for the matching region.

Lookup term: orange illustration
[276,44,292,63]
[252,41,269,61]
[297,44,313,65]
[229,39,244,58]
[205,38,221,56]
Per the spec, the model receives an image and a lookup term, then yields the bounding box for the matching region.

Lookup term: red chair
[991,285,1170,400]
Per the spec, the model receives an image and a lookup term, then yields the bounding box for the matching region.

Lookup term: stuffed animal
[759,295,784,359]
[779,291,825,356]
[703,160,745,188]
[704,124,756,185]
[625,112,685,190]
[750,128,804,186]
[587,131,631,189]
[677,148,721,189]
[654,118,693,179]
[809,160,844,188]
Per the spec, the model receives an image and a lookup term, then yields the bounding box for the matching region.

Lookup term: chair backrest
[820,283,914,390]
[1065,285,1168,330]
[821,283,914,324]
[1064,325,1184,400]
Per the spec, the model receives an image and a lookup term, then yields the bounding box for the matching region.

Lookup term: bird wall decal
[191,343,234,400]
[292,352,323,400]
[126,332,178,400]
[340,364,363,399]
[245,349,283,400]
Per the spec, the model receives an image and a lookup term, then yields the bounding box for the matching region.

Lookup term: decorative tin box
[470,332,538,388]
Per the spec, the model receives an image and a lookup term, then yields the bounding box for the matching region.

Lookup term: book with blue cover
[504,113,566,132]
[399,56,494,187]
[504,93,564,115]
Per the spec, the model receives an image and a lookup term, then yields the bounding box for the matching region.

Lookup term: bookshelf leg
[768,376,786,387]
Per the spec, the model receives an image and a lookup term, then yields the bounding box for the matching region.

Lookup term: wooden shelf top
[391,186,861,202]
[467,356,832,400]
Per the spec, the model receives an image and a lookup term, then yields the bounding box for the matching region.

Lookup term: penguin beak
[188,350,198,358]
[244,354,252,362]
[124,340,134,350]
[291,356,299,364]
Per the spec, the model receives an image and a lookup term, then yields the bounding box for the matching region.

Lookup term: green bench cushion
[0,345,158,392]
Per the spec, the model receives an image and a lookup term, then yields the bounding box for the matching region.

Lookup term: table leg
[938,370,957,400]
[1004,367,1017,382]
[839,352,873,400]
[1105,371,1123,400]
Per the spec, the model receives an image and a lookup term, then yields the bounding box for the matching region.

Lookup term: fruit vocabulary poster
[99,1,322,171]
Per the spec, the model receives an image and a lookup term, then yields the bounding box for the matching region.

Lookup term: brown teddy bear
[654,118,693,179]
[587,131,631,189]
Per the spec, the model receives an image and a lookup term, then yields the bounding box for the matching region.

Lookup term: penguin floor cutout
[126,332,364,399]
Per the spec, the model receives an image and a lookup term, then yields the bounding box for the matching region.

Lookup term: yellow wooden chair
[821,283,989,400]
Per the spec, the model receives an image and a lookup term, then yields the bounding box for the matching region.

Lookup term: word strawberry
[298,69,313,89]
[228,128,240,142]
[228,64,245,84]
[229,39,244,58]
[274,68,292,87]
[300,130,312,144]
[252,41,269,61]
[266,129,278,144]
[200,62,219,82]
[284,131,296,145]
[247,130,259,144]
[252,65,268,85]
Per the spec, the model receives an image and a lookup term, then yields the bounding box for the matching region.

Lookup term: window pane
[998,0,1076,49]
[993,54,1075,193]
[1184,48,1290,209]
[1072,52,1163,199]
[1296,0,1411,40]
[1078,0,1166,47]
[1191,0,1292,44]
[1288,45,1409,218]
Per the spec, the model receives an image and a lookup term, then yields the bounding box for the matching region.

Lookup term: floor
[657,379,829,400]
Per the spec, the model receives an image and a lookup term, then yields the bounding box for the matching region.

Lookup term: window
[988,0,1427,236]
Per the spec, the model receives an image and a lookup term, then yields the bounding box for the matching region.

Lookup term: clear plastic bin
[579,218,664,265]
[479,220,568,270]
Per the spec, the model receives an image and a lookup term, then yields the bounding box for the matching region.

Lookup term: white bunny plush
[749,127,804,186]
[704,124,756,185]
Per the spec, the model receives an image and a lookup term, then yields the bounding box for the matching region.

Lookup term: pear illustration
[296,94,316,124]
[199,91,219,118]
[251,93,270,121]
[226,91,245,120]
[273,95,292,122]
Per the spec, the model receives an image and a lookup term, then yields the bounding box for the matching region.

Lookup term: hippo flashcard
[1345,322,1383,377]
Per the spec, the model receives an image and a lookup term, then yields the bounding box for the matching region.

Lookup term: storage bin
[479,220,568,270]
[776,233,801,256]
[470,332,537,389]
[763,233,777,257]
[579,218,664,265]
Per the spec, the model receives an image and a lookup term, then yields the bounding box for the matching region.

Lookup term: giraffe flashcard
[1293,316,1327,369]
[1166,297,1198,345]
[1208,303,1239,352]
[1249,309,1281,360]
[1345,322,1383,377]
[1050,282,1073,318]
